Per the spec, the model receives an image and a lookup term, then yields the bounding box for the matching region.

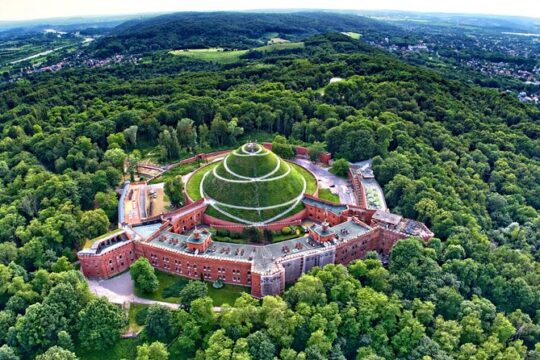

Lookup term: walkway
[87,271,221,311]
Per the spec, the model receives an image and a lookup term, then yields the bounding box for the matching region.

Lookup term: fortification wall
[79,240,136,279]
[202,208,307,233]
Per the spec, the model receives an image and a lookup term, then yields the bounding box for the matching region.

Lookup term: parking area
[292,158,356,206]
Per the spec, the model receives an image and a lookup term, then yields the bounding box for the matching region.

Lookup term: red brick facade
[78,232,136,279]
[137,242,253,285]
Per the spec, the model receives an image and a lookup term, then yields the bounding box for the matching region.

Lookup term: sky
[0,0,539,22]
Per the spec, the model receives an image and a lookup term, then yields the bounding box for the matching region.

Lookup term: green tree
[78,297,127,350]
[164,176,184,207]
[0,345,18,360]
[94,191,118,222]
[144,305,173,342]
[80,209,109,240]
[130,258,159,294]
[107,133,126,150]
[35,346,77,360]
[272,135,294,159]
[330,159,349,177]
[178,281,208,309]
[103,148,127,171]
[136,342,169,360]
[176,118,197,151]
[247,330,276,360]
[307,142,326,162]
[123,125,138,148]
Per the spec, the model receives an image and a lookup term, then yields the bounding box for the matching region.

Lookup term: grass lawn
[126,303,148,333]
[170,48,248,63]
[291,162,317,195]
[211,225,305,244]
[76,338,139,360]
[318,188,340,203]
[186,162,218,201]
[187,157,316,223]
[136,271,249,306]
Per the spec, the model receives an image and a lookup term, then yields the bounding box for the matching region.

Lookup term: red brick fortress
[78,149,433,299]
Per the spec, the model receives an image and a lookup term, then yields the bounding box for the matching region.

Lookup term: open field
[170,48,248,63]
[169,42,304,63]
[254,42,304,52]
[341,31,361,39]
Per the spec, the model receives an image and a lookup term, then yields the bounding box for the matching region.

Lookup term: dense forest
[0,15,538,360]
[89,12,396,57]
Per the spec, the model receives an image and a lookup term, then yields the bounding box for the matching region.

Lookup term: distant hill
[89,11,394,57]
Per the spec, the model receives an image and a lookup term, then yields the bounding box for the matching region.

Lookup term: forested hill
[0,31,539,359]
[89,12,394,56]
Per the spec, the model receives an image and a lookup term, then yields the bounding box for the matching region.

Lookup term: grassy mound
[185,145,317,224]
[203,147,303,208]
[219,146,279,178]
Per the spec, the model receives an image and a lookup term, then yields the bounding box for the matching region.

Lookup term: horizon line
[1,8,539,24]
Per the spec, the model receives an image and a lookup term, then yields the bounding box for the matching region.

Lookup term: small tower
[321,208,330,232]
[186,227,212,253]
[308,208,335,243]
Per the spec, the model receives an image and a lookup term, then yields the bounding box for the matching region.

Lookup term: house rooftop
[372,210,402,225]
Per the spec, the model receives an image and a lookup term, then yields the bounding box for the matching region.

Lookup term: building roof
[309,223,335,237]
[302,196,348,215]
[372,210,402,225]
[395,218,434,238]
[78,229,131,256]
[144,217,378,274]
[147,225,330,273]
[332,220,371,241]
[132,223,163,239]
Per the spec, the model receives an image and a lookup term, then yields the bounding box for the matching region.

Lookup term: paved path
[87,271,222,311]
[87,272,179,309]
[292,159,356,205]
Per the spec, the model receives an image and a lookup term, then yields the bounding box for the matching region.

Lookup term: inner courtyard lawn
[135,270,249,306]
[318,188,340,203]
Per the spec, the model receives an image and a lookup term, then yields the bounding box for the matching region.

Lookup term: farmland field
[169,48,248,63]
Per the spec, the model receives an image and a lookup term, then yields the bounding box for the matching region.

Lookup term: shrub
[281,226,292,235]
[135,307,149,326]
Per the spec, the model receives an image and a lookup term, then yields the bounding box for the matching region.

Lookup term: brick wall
[79,241,137,279]
[335,228,381,265]
[140,242,253,286]
[304,204,342,226]
[202,209,307,233]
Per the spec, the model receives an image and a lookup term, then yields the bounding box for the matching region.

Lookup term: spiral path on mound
[200,146,306,225]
